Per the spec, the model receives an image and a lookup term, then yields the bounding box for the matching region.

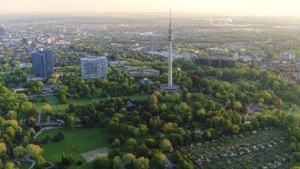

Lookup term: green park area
[34,95,149,113]
[181,128,290,169]
[36,127,109,167]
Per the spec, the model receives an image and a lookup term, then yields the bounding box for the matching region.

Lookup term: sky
[0,0,300,17]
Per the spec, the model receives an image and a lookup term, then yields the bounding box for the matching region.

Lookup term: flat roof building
[81,56,108,79]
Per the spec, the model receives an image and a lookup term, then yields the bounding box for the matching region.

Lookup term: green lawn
[19,161,33,169]
[36,127,109,164]
[77,161,94,169]
[35,94,150,113]
[35,96,95,113]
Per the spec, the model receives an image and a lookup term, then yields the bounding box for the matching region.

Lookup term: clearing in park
[36,127,109,167]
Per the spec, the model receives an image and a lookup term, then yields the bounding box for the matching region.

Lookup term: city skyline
[0,0,300,17]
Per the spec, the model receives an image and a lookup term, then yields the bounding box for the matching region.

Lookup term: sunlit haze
[1,0,300,16]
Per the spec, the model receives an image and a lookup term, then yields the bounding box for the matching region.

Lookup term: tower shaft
[167,10,173,88]
[168,41,172,87]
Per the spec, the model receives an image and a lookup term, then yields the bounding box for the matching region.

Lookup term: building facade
[31,49,54,77]
[0,27,4,36]
[81,56,108,79]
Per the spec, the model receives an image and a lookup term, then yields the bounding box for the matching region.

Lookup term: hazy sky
[0,0,300,16]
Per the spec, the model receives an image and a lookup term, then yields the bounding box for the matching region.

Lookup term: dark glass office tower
[31,49,54,77]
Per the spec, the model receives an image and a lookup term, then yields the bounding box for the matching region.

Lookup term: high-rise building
[0,27,4,36]
[81,56,108,79]
[31,49,54,77]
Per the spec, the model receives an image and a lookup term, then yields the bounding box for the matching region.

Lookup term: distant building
[0,27,4,36]
[26,75,46,82]
[129,68,159,77]
[22,38,28,45]
[280,53,296,60]
[150,41,157,51]
[31,49,54,78]
[18,63,32,68]
[109,61,126,67]
[81,56,108,79]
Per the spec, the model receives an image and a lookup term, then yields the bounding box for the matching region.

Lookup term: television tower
[167,10,173,88]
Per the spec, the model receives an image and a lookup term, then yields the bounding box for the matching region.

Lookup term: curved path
[34,127,56,139]
[25,155,35,169]
[288,107,293,115]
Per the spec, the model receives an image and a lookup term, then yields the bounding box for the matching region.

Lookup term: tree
[112,156,122,169]
[0,142,6,154]
[27,117,36,126]
[182,88,188,102]
[153,91,163,101]
[112,138,121,147]
[148,95,158,105]
[171,151,184,164]
[133,157,150,169]
[67,114,76,129]
[181,161,194,169]
[26,144,43,158]
[122,153,135,169]
[20,102,35,117]
[93,156,110,169]
[290,143,297,152]
[40,95,47,102]
[125,138,138,152]
[59,88,68,104]
[150,151,167,169]
[42,104,52,113]
[59,94,68,104]
[13,146,26,158]
[229,125,240,135]
[205,100,216,110]
[145,138,157,149]
[159,139,174,153]
[136,145,152,158]
[138,124,149,135]
[173,93,181,103]
[4,162,15,169]
[35,155,45,169]
[122,153,136,165]
[233,101,242,111]
[6,111,17,120]
[5,126,15,138]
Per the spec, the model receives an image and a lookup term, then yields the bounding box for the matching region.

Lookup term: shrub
[54,132,64,142]
[77,161,83,166]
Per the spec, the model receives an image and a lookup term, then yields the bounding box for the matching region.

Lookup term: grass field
[19,161,33,169]
[36,127,109,166]
[77,161,94,169]
[34,94,150,113]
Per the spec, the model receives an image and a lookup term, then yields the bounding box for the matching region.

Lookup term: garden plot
[181,128,290,169]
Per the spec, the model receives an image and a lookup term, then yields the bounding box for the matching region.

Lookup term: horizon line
[0,12,299,18]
